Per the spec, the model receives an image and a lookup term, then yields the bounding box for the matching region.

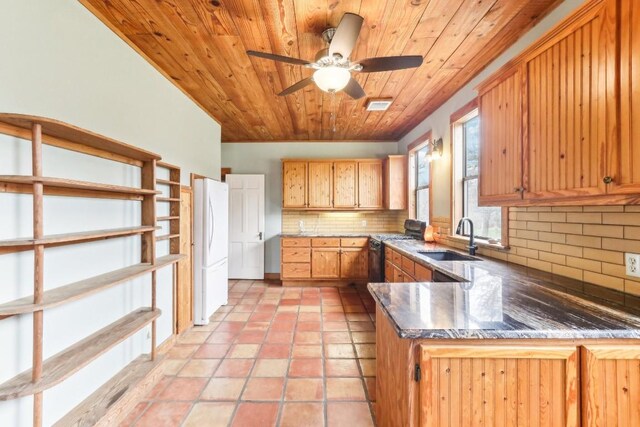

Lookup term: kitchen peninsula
[372,240,640,427]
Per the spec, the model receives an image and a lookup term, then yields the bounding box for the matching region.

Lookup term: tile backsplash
[443,206,640,297]
[282,210,408,234]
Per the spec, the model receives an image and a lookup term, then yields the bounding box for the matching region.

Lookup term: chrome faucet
[456,217,478,256]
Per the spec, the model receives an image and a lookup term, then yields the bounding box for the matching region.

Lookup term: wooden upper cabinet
[282,161,307,208]
[478,68,523,205]
[333,161,358,208]
[612,0,640,194]
[384,155,407,210]
[476,0,636,206]
[358,160,384,209]
[419,345,579,426]
[307,161,333,208]
[523,0,614,201]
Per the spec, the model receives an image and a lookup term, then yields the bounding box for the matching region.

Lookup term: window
[453,106,503,243]
[407,132,432,223]
[415,145,430,221]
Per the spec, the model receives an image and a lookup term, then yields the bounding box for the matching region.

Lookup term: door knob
[258,232,263,240]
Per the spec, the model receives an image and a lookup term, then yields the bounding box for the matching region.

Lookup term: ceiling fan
[247,13,423,100]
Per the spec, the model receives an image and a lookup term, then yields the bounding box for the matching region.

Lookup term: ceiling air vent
[366,99,393,111]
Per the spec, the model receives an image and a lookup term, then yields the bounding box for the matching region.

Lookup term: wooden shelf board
[0,175,159,199]
[0,114,160,162]
[0,254,183,316]
[0,226,157,250]
[157,216,179,221]
[156,161,179,170]
[53,354,164,427]
[156,234,179,241]
[0,308,161,400]
[156,197,180,202]
[155,179,180,186]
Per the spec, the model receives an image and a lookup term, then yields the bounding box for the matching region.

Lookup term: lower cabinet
[581,345,640,427]
[340,248,368,279]
[311,248,341,279]
[386,247,432,283]
[281,236,368,285]
[376,310,640,427]
[418,345,579,426]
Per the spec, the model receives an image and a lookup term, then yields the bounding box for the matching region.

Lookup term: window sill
[445,234,510,251]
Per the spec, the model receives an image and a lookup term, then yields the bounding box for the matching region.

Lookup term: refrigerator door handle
[208,199,214,250]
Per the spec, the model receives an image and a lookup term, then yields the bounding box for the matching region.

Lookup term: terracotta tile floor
[121,280,377,427]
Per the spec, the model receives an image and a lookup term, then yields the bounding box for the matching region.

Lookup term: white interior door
[227,174,265,279]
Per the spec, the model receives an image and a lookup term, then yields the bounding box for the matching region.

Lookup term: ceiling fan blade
[278,77,314,96]
[329,13,364,59]
[342,77,366,100]
[357,55,424,73]
[246,50,310,66]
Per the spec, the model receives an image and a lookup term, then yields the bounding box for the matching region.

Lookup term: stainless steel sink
[417,250,482,262]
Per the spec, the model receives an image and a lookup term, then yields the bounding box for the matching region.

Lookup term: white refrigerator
[193,178,229,325]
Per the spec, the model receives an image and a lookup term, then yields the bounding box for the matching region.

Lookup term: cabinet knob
[513,187,524,193]
[603,176,613,184]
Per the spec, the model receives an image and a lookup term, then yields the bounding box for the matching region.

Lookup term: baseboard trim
[282,280,367,287]
[264,273,281,281]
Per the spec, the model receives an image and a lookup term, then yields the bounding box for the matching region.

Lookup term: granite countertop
[369,240,640,340]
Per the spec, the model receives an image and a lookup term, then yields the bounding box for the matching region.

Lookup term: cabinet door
[612,0,640,194]
[419,345,579,427]
[392,265,404,283]
[384,155,407,210]
[333,161,357,208]
[384,260,393,282]
[308,161,333,208]
[358,160,384,209]
[582,345,640,427]
[311,248,340,279]
[282,161,307,208]
[415,263,433,281]
[524,2,614,200]
[340,248,368,279]
[478,68,524,205]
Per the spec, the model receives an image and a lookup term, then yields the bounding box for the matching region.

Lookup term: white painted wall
[398,0,584,220]
[0,0,220,425]
[222,142,399,273]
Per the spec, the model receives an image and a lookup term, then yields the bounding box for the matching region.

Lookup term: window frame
[450,99,509,247]
[407,131,433,222]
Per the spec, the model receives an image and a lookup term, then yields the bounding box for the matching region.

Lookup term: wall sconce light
[426,138,444,162]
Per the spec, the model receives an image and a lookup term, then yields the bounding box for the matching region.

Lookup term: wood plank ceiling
[81,0,560,142]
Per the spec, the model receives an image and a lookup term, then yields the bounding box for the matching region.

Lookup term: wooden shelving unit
[0,114,183,426]
[155,161,181,256]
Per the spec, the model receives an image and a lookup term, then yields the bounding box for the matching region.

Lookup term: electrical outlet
[625,253,640,278]
[361,220,367,227]
[298,220,305,231]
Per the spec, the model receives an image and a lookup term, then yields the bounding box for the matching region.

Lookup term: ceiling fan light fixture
[313,66,351,93]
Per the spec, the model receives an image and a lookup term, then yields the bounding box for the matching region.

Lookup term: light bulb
[431,150,442,161]
[313,66,351,93]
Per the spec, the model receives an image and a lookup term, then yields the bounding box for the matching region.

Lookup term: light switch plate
[625,253,640,278]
